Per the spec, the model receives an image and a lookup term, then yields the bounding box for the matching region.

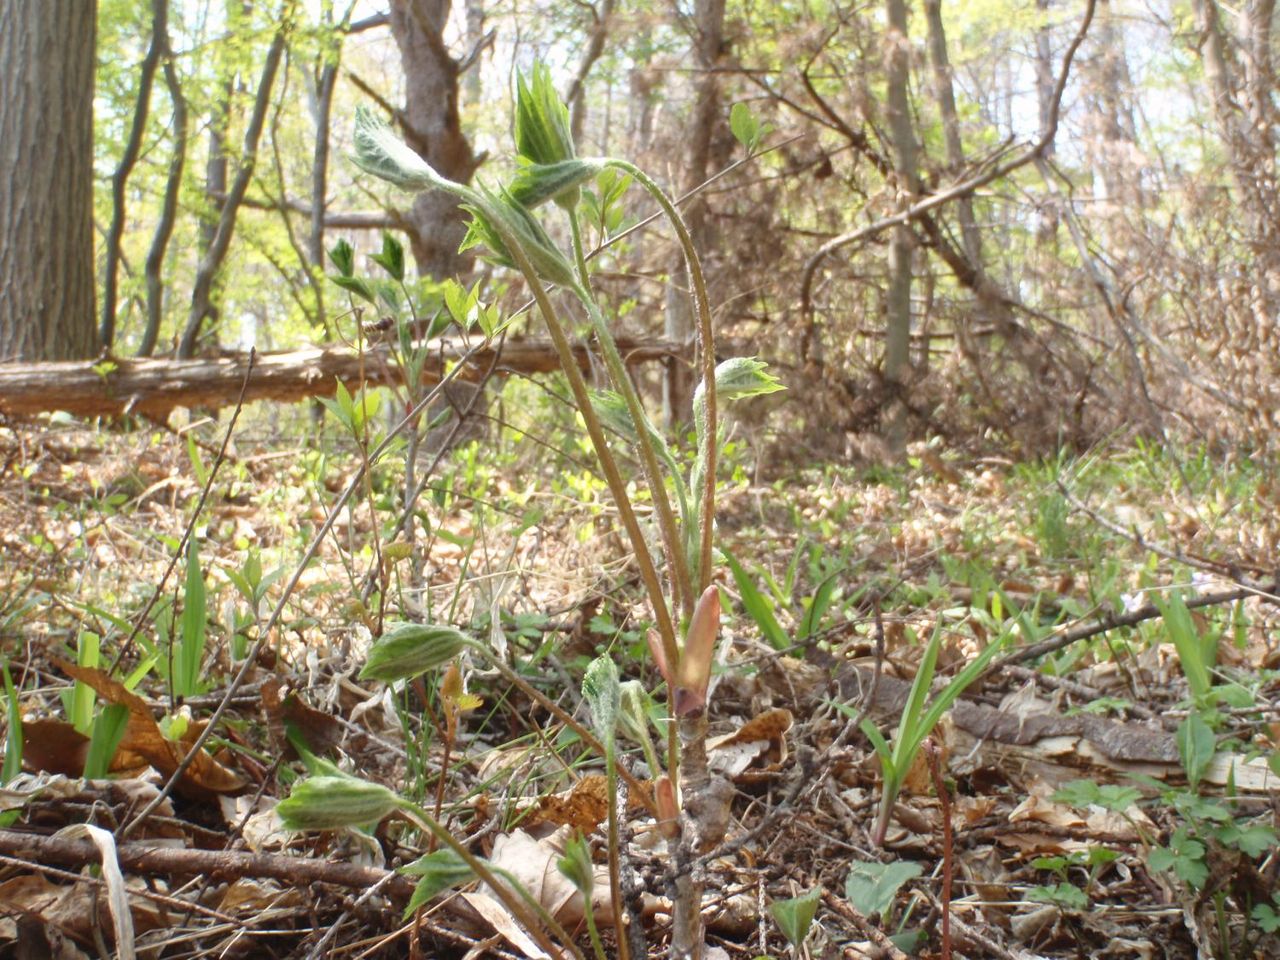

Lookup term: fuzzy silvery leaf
[352,105,449,192]
[509,159,603,209]
[582,655,621,746]
[360,622,471,683]
[277,776,401,830]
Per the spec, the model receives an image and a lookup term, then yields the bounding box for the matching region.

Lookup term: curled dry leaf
[52,658,246,799]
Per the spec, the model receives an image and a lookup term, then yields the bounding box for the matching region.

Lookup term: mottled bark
[0,0,98,361]
[387,0,478,279]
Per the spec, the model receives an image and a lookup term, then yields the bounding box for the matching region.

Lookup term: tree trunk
[101,0,165,350]
[883,0,919,453]
[387,0,478,280]
[0,0,98,362]
[0,337,684,418]
[922,0,980,267]
[1034,0,1058,243]
[663,0,725,429]
[181,13,290,358]
[140,21,186,358]
[566,0,616,144]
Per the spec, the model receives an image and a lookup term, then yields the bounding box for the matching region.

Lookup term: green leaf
[722,549,788,649]
[798,573,839,641]
[330,274,379,305]
[1148,829,1208,889]
[1216,822,1276,857]
[1157,591,1214,704]
[1176,713,1216,788]
[844,860,922,917]
[70,632,100,734]
[770,886,821,948]
[328,239,355,277]
[83,704,130,779]
[360,623,472,683]
[1027,882,1089,910]
[1252,902,1280,934]
[2,663,22,784]
[371,231,405,281]
[177,538,207,698]
[1053,779,1140,813]
[729,101,762,152]
[401,848,475,916]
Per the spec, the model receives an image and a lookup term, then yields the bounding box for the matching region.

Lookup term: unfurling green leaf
[515,64,576,167]
[352,105,451,192]
[699,357,786,407]
[401,849,475,916]
[582,655,621,746]
[510,159,604,209]
[277,776,402,830]
[371,231,405,281]
[360,622,472,683]
[770,886,822,948]
[555,831,596,898]
[461,187,575,286]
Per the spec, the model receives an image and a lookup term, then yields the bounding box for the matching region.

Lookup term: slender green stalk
[569,210,692,616]
[397,802,585,960]
[603,746,629,960]
[572,278,694,618]
[603,160,719,591]
[484,207,683,702]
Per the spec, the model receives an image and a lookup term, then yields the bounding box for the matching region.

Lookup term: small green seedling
[844,623,1007,844]
[770,886,822,951]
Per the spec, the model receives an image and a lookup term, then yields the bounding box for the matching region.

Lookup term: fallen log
[0,337,685,419]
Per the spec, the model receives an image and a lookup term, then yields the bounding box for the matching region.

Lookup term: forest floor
[0,411,1277,960]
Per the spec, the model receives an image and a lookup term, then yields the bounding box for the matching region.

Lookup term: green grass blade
[723,549,789,649]
[2,663,22,784]
[178,538,207,698]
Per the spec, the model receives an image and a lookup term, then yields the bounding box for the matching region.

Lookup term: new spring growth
[514,63,580,210]
[647,584,721,719]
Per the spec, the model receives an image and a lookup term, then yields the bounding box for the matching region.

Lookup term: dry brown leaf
[53,657,246,799]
